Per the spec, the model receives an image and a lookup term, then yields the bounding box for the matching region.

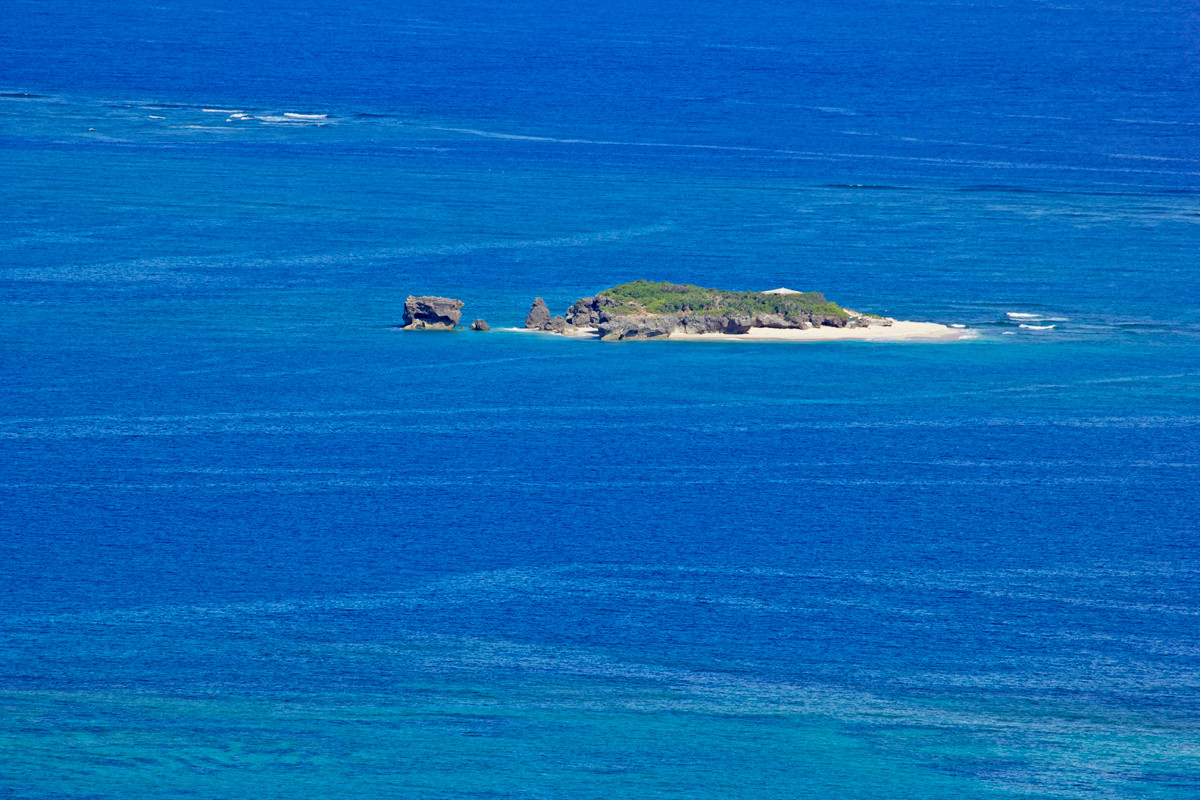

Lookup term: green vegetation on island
[598,280,850,319]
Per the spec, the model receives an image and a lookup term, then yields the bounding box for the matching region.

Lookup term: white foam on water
[1007,312,1043,319]
[1113,117,1200,126]
[148,115,164,119]
[255,115,315,124]
[283,112,328,119]
[702,42,781,51]
[975,111,1072,121]
[421,124,1200,177]
[950,324,967,328]
[1020,324,1056,330]
[1104,152,1191,162]
[201,108,241,113]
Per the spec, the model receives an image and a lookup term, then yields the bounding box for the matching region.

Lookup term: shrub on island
[598,280,849,320]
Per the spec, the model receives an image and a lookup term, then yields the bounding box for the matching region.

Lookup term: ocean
[2,0,1199,797]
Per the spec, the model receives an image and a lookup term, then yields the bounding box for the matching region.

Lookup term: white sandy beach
[505,320,972,341]
[669,320,973,342]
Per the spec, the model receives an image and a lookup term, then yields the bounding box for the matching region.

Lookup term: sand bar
[508,320,973,341]
[668,320,973,342]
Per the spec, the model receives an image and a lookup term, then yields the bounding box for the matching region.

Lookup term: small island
[397,281,969,341]
[525,281,967,342]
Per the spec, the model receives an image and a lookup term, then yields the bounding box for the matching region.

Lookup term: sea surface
[2,1,1199,797]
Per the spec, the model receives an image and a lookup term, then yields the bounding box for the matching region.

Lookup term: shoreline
[670,320,972,342]
[504,320,974,342]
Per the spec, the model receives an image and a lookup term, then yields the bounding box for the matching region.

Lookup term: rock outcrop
[470,319,490,331]
[843,308,892,327]
[403,296,463,330]
[565,296,613,327]
[524,299,585,334]
[525,298,551,329]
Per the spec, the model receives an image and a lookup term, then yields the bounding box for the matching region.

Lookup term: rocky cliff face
[403,296,464,330]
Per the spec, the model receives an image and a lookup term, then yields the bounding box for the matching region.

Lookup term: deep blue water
[2,1,1199,797]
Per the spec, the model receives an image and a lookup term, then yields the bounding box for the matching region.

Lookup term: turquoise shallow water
[3,1,1200,797]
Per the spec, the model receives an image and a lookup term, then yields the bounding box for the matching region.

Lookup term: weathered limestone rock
[565,299,593,326]
[679,315,726,334]
[470,318,490,331]
[546,315,570,333]
[751,313,789,329]
[565,298,599,326]
[525,298,551,329]
[565,295,618,327]
[403,295,463,330]
[724,315,754,334]
[842,310,894,328]
[597,315,676,341]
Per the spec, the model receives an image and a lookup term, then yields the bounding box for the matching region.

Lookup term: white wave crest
[1020,324,1055,330]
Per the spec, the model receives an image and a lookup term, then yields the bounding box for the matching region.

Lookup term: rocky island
[524,281,965,341]
[402,295,464,330]
[398,282,967,341]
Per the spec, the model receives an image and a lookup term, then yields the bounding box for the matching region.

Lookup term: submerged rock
[403,295,463,330]
[525,298,551,329]
[470,318,490,331]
